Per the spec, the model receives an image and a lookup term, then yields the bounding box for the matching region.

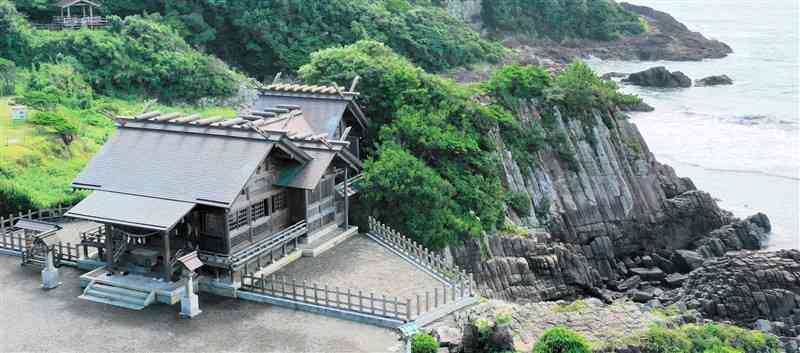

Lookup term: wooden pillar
[66,6,70,18]
[105,225,113,268]
[343,168,349,227]
[89,6,93,17]
[162,230,171,281]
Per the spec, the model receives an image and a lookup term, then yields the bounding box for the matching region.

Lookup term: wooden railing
[367,217,474,288]
[229,220,307,271]
[0,204,82,266]
[240,272,474,322]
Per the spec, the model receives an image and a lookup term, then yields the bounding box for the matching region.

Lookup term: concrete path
[274,234,444,301]
[0,255,401,352]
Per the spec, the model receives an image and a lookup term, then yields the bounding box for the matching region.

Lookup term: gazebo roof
[55,0,100,8]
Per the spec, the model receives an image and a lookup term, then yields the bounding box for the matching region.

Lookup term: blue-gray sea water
[589,0,799,250]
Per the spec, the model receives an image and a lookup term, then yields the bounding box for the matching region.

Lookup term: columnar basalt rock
[675,250,800,336]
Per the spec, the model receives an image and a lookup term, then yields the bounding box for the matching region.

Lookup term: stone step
[89,283,151,300]
[78,282,155,310]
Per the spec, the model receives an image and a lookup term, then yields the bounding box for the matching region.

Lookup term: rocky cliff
[450,100,771,304]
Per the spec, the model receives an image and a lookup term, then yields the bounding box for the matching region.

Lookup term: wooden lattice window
[272,192,287,212]
[252,198,269,220]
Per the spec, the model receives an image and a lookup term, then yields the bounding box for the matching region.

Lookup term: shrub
[533,327,591,353]
[28,110,79,146]
[642,326,692,353]
[20,62,93,109]
[545,61,642,113]
[680,323,780,353]
[508,192,532,216]
[484,64,552,111]
[411,333,439,353]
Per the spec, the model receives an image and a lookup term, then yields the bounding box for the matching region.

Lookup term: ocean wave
[718,114,799,128]
[671,160,800,181]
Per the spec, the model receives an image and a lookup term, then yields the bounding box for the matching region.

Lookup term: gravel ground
[275,235,445,301]
[0,228,403,352]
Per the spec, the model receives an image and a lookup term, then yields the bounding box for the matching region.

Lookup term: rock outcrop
[451,98,773,304]
[674,250,800,336]
[450,235,603,302]
[623,67,692,88]
[696,74,734,86]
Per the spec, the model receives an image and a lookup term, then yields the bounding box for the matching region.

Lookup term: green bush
[545,61,642,113]
[411,333,439,353]
[20,63,94,109]
[642,326,693,353]
[508,192,532,216]
[533,327,591,353]
[484,64,552,111]
[28,110,79,146]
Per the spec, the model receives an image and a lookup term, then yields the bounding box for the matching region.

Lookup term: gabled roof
[55,0,99,8]
[257,84,368,138]
[72,126,277,207]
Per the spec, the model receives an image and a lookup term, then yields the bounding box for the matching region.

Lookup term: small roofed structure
[37,0,108,30]
[13,219,64,289]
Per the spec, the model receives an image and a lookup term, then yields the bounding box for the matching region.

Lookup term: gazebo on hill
[36,0,108,30]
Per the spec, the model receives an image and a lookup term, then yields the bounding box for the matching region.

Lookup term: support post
[162,230,171,281]
[105,225,113,269]
[343,168,349,227]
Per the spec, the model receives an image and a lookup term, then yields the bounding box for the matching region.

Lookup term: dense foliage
[14,0,506,76]
[640,324,780,353]
[411,333,439,353]
[300,40,507,249]
[0,1,241,102]
[533,327,592,353]
[481,0,646,41]
[0,57,13,95]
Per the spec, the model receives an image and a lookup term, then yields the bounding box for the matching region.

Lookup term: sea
[588,0,799,250]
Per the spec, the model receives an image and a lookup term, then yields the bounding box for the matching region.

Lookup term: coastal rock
[620,101,655,112]
[602,72,630,80]
[673,250,705,272]
[629,267,666,282]
[450,236,603,301]
[696,75,733,86]
[623,66,692,88]
[664,273,688,288]
[675,250,800,327]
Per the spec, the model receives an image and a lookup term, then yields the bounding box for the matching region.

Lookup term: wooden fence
[0,204,81,265]
[240,273,475,322]
[368,217,474,288]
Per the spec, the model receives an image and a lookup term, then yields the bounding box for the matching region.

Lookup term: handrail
[229,220,307,270]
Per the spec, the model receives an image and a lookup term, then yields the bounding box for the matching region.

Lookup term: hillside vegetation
[481,0,646,41]
[1,1,242,103]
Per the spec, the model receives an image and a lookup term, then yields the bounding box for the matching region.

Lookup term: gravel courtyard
[0,255,401,352]
[275,234,445,301]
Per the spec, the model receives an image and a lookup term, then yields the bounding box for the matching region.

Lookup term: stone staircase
[79,281,156,310]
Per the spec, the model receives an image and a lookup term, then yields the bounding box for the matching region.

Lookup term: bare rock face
[676,250,800,336]
[450,236,603,302]
[623,66,692,88]
[495,100,732,255]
